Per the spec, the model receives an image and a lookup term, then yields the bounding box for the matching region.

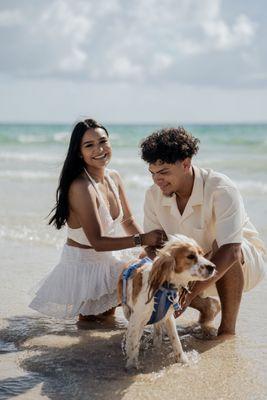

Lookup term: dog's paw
[125,359,139,372]
[193,325,217,340]
[174,351,189,364]
[153,335,163,348]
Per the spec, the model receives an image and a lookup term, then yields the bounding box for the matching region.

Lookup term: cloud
[0,9,24,26]
[202,13,255,50]
[108,56,144,80]
[38,0,91,73]
[0,0,265,88]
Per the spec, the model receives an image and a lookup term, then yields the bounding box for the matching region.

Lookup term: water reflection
[0,309,266,400]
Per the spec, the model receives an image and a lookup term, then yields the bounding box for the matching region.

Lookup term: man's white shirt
[144,166,266,292]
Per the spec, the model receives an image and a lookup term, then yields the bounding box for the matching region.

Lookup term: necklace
[83,167,110,210]
[102,179,111,210]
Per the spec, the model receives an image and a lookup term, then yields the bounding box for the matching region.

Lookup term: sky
[0,0,266,123]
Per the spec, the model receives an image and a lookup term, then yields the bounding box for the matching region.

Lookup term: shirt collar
[189,166,204,206]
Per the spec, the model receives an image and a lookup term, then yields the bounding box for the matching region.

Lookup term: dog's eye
[187,254,196,260]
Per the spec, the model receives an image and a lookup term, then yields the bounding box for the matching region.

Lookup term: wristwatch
[133,234,142,247]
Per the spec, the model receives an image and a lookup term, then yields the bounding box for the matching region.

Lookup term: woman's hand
[141,230,166,247]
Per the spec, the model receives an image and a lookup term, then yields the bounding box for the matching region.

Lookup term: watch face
[134,234,141,246]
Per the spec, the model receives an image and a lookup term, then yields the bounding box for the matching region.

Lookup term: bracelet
[133,234,142,247]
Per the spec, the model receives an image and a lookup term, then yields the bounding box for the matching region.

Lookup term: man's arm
[187,185,245,299]
[188,242,243,297]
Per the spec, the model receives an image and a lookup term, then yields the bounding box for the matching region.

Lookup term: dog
[118,234,216,370]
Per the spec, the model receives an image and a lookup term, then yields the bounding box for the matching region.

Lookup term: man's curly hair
[140,127,200,164]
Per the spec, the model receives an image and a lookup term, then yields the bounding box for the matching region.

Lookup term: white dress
[29,169,132,319]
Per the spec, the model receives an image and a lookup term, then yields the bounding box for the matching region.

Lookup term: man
[141,127,266,338]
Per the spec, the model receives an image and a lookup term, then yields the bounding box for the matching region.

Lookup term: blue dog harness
[122,257,151,304]
[147,283,182,325]
[122,258,183,325]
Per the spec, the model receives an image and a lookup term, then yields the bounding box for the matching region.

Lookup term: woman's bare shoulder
[109,169,122,185]
[69,175,95,198]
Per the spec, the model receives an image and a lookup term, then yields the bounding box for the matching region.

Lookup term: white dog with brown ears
[118,234,216,370]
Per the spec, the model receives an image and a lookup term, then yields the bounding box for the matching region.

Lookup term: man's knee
[209,241,243,268]
[230,244,244,266]
[215,242,243,266]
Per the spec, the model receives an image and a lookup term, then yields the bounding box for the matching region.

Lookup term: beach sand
[0,239,266,400]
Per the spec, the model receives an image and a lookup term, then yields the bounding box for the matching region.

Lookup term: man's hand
[143,246,157,260]
[174,282,195,318]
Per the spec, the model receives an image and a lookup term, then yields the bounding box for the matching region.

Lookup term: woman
[29,119,164,320]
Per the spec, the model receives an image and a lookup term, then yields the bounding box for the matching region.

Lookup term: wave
[53,131,70,142]
[123,174,267,194]
[18,131,69,144]
[236,180,267,195]
[18,134,49,143]
[125,175,267,195]
[0,152,61,162]
[111,158,142,166]
[124,175,152,188]
[0,224,65,247]
[1,166,266,195]
[0,170,57,180]
[0,127,70,144]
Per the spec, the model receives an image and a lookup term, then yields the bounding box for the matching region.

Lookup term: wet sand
[0,240,267,400]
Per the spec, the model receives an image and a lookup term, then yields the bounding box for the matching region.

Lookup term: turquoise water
[0,122,267,247]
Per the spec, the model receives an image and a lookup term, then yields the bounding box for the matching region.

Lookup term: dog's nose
[206,264,215,274]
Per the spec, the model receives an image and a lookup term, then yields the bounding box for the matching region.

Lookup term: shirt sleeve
[143,189,162,232]
[213,186,245,247]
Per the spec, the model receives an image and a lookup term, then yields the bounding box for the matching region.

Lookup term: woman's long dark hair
[49,118,109,229]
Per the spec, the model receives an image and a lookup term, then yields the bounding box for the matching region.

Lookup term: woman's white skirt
[29,244,129,319]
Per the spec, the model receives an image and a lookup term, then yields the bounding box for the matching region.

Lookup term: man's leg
[215,260,244,336]
[177,283,221,326]
[186,264,243,336]
[181,243,221,326]
[178,242,244,337]
[190,296,221,326]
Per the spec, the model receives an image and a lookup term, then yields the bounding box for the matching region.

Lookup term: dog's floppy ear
[147,253,175,303]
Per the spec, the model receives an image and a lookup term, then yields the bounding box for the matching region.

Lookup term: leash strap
[122,257,152,305]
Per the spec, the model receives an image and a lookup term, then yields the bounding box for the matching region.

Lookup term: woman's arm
[68,177,163,252]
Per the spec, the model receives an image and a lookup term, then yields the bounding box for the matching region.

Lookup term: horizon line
[0,120,267,126]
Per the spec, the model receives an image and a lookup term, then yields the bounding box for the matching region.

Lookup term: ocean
[0,122,267,399]
[1,122,267,247]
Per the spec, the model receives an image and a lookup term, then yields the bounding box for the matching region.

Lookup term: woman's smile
[93,153,108,160]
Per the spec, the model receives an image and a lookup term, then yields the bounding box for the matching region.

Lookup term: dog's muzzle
[200,262,216,279]
[191,259,216,279]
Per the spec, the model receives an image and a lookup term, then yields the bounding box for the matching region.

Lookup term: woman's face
[80,127,112,169]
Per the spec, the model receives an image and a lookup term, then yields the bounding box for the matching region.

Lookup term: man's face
[148,160,188,196]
